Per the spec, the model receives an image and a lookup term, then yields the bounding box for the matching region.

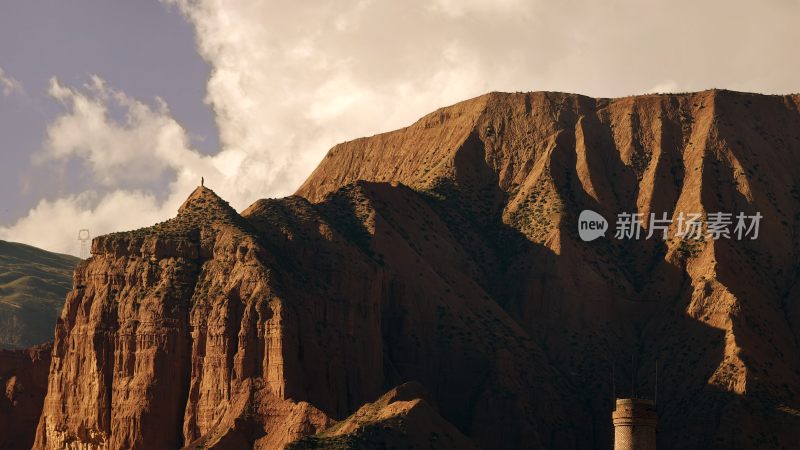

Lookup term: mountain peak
[178,185,234,216]
[99,186,246,249]
[165,185,249,233]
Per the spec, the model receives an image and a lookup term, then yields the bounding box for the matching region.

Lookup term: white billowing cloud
[4,0,800,256]
[0,67,23,96]
[1,75,267,255]
[1,76,217,255]
[0,190,168,257]
[40,76,202,186]
[159,0,800,196]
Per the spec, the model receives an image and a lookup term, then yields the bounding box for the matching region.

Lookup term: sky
[0,0,798,256]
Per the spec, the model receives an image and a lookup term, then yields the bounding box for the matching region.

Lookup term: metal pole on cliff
[612,360,616,405]
[655,359,658,405]
[201,177,204,187]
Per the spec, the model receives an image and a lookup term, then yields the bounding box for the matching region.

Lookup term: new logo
[578,210,608,241]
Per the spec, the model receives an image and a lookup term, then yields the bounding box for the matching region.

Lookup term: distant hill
[0,240,80,349]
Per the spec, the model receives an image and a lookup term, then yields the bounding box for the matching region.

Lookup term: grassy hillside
[0,240,80,349]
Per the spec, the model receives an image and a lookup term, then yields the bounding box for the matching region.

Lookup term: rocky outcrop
[287,382,478,450]
[33,183,576,449]
[0,343,51,450]
[32,188,331,450]
[30,90,800,449]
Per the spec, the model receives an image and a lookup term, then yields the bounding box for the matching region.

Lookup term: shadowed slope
[299,90,800,449]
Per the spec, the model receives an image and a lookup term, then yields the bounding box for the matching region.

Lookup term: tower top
[612,398,657,450]
[77,229,91,259]
[613,398,657,425]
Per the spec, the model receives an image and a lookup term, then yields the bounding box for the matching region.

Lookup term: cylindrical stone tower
[612,398,657,450]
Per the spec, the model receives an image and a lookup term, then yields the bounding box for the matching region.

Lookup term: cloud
[0,76,214,255]
[428,0,531,18]
[4,0,800,256]
[40,76,200,187]
[0,67,23,96]
[158,0,800,200]
[0,74,282,255]
[0,190,169,257]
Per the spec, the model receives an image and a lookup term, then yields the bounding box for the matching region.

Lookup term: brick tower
[612,398,657,450]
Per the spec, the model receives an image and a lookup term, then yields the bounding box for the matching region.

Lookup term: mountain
[0,240,80,349]
[299,89,800,448]
[22,90,800,449]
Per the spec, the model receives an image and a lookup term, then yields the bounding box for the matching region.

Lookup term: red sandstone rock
[0,343,51,450]
[299,90,800,449]
[28,90,800,449]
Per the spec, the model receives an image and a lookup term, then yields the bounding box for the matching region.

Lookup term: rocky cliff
[28,90,800,449]
[0,343,51,450]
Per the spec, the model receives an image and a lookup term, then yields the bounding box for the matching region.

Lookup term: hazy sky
[1,0,798,256]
